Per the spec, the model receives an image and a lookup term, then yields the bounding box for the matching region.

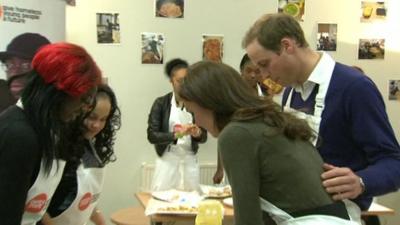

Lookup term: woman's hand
[213,152,224,184]
[213,168,224,184]
[174,124,201,138]
[90,208,107,225]
[187,124,202,138]
[40,213,54,225]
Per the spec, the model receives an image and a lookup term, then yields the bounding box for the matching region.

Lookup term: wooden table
[361,202,395,216]
[135,192,394,223]
[135,192,234,223]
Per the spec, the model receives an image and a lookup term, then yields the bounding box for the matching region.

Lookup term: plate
[151,189,181,202]
[145,198,198,216]
[200,185,232,198]
[223,197,233,207]
[151,189,203,203]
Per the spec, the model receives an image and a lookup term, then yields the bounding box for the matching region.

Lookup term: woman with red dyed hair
[0,43,102,225]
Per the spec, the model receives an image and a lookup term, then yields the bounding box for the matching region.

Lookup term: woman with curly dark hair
[0,43,102,225]
[41,84,121,225]
[179,61,357,225]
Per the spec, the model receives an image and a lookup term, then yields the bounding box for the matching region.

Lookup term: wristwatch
[359,177,366,194]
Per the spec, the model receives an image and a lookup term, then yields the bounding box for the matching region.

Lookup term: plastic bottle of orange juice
[195,200,224,225]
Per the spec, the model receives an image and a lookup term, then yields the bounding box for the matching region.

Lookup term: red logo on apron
[25,193,48,213]
[78,192,92,211]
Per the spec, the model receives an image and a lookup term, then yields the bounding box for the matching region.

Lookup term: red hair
[32,42,102,97]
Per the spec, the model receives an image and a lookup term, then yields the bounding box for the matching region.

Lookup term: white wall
[66,0,400,224]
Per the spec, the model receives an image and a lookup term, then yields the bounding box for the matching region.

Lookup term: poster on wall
[317,23,337,51]
[202,35,223,63]
[141,32,165,64]
[96,13,120,44]
[389,80,400,100]
[360,1,387,22]
[155,0,184,18]
[358,38,385,60]
[65,0,76,6]
[0,0,65,80]
[278,0,305,21]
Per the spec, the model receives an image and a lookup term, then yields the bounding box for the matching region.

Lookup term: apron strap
[290,201,350,221]
[259,197,293,224]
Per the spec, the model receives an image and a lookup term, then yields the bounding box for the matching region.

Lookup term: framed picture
[155,0,184,18]
[361,1,387,22]
[278,0,305,21]
[317,23,337,51]
[202,35,223,63]
[65,0,76,6]
[142,32,165,64]
[358,39,385,60]
[96,13,120,44]
[389,80,400,100]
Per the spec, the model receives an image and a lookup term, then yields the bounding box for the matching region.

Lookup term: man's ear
[280,37,295,54]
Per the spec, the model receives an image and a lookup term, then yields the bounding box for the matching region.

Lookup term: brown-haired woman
[179,61,358,225]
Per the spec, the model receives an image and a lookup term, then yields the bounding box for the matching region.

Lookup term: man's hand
[321,163,364,200]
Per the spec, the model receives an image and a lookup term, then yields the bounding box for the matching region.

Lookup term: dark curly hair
[89,84,121,166]
[165,58,188,79]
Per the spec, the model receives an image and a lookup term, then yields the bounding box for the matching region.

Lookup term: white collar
[293,52,335,100]
[257,83,264,97]
[16,99,23,108]
[170,92,184,110]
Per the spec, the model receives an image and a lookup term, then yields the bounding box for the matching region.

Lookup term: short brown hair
[242,13,308,53]
[179,61,314,142]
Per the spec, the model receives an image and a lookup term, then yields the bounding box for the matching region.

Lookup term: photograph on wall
[155,0,184,18]
[358,38,385,60]
[389,80,400,100]
[96,13,120,44]
[317,23,337,51]
[278,0,305,21]
[361,1,387,22]
[65,0,76,6]
[142,32,165,64]
[202,35,223,63]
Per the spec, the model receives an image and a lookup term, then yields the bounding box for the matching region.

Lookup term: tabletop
[135,192,395,222]
[135,192,234,223]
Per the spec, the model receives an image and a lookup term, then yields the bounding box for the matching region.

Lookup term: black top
[0,105,41,225]
[0,79,16,114]
[46,140,103,217]
[147,92,207,157]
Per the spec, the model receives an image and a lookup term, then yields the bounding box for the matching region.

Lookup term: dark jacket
[147,92,207,157]
[0,79,16,114]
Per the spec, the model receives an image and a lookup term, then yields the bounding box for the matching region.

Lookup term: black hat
[0,33,50,62]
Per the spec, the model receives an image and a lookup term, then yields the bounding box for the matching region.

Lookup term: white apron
[22,160,66,225]
[259,197,359,225]
[50,159,105,225]
[151,94,200,192]
[282,62,362,224]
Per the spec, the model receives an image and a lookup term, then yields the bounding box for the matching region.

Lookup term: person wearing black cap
[0,32,50,102]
